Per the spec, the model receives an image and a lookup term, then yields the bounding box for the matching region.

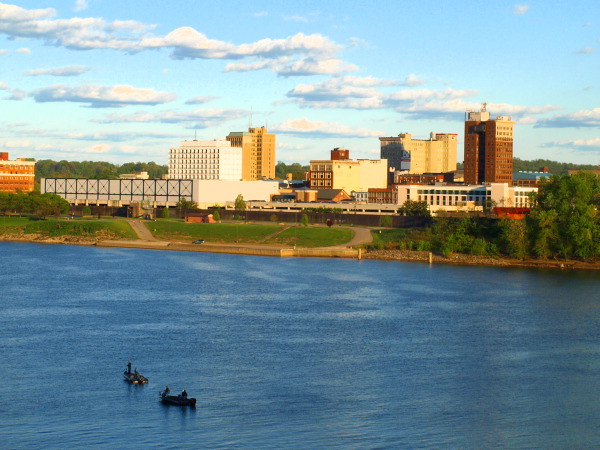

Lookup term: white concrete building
[396,183,537,213]
[168,140,242,181]
[193,180,280,208]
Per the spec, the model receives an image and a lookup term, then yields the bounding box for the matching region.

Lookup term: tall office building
[168,139,242,181]
[464,107,514,185]
[379,132,457,174]
[226,126,276,180]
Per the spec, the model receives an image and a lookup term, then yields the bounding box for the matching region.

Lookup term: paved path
[127,219,157,241]
[340,226,373,247]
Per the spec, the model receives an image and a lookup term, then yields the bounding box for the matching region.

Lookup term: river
[0,242,599,448]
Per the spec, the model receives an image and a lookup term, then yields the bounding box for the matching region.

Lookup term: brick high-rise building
[226,126,276,180]
[464,107,514,185]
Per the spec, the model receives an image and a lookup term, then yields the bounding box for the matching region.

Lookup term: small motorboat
[123,370,149,384]
[160,388,196,407]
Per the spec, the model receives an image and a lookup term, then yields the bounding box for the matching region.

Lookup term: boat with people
[123,361,148,384]
[160,386,196,407]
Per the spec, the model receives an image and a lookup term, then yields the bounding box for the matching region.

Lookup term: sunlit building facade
[0,152,35,193]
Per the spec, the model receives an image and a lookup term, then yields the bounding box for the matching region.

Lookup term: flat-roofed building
[168,139,242,181]
[0,152,35,193]
[308,148,388,194]
[226,126,276,180]
[464,106,514,185]
[379,132,457,174]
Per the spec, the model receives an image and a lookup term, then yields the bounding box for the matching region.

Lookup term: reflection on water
[0,242,599,448]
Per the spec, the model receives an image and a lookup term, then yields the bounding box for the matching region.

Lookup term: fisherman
[127,361,132,374]
[181,389,188,399]
[164,385,170,395]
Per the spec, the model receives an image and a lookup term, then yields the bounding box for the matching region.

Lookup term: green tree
[398,200,431,217]
[500,219,529,259]
[176,197,198,210]
[300,213,309,227]
[379,215,393,227]
[527,172,600,260]
[212,209,220,222]
[82,205,91,216]
[34,193,69,218]
[234,194,246,211]
[161,206,170,219]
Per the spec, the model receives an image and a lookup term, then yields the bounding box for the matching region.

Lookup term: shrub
[82,205,91,216]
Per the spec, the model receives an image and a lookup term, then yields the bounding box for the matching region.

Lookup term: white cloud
[26,65,91,76]
[16,47,30,54]
[535,108,600,128]
[0,4,352,77]
[0,49,7,55]
[542,137,600,150]
[30,84,177,107]
[253,11,268,18]
[74,0,88,12]
[184,96,219,105]
[271,118,384,137]
[513,5,529,15]
[94,107,247,128]
[573,47,594,54]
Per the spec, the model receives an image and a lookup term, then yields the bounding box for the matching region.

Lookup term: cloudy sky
[0,0,598,165]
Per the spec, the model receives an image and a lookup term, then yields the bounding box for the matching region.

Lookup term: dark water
[1,242,599,448]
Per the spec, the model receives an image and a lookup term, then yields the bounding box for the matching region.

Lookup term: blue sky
[0,0,598,166]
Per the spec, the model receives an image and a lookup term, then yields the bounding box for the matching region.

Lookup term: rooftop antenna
[249,106,253,129]
[194,129,197,141]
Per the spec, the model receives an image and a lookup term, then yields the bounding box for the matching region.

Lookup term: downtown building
[168,139,242,181]
[0,152,35,193]
[464,107,514,185]
[308,148,388,194]
[226,126,276,180]
[379,132,457,174]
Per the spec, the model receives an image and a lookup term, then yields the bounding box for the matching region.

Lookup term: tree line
[34,160,168,182]
[0,191,69,218]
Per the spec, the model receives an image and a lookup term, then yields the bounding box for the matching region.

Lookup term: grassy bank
[264,226,353,247]
[0,216,137,240]
[148,220,282,243]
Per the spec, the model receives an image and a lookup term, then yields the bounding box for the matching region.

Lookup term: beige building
[226,126,276,181]
[308,148,388,194]
[379,132,457,174]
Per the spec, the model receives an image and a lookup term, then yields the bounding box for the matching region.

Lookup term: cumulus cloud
[542,137,600,150]
[26,65,91,76]
[513,4,529,15]
[0,80,26,100]
[0,3,353,76]
[184,95,219,105]
[16,47,30,54]
[94,107,247,129]
[534,108,600,128]
[271,118,384,137]
[225,56,358,77]
[30,84,177,107]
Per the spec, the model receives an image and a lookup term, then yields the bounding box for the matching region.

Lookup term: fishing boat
[123,370,149,384]
[160,388,196,407]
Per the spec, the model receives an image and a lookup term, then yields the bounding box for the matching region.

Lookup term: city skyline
[0,0,598,165]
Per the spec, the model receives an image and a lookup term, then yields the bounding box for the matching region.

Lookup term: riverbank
[1,233,599,271]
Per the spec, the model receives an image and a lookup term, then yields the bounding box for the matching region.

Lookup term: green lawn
[264,226,354,247]
[0,216,137,239]
[148,220,283,243]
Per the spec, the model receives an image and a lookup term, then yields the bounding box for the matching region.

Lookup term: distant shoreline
[2,234,599,271]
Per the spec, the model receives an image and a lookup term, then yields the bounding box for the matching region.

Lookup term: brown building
[464,107,514,185]
[0,152,35,193]
[368,187,398,204]
[226,126,276,181]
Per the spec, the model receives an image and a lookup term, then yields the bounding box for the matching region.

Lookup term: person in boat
[181,390,187,399]
[126,361,132,374]
[134,367,138,375]
[164,385,170,396]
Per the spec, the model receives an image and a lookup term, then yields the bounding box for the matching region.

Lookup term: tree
[527,172,600,260]
[161,206,170,218]
[176,197,198,210]
[212,210,220,222]
[300,213,309,227]
[398,200,430,216]
[34,193,69,218]
[234,194,246,211]
[82,205,91,216]
[379,215,393,227]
